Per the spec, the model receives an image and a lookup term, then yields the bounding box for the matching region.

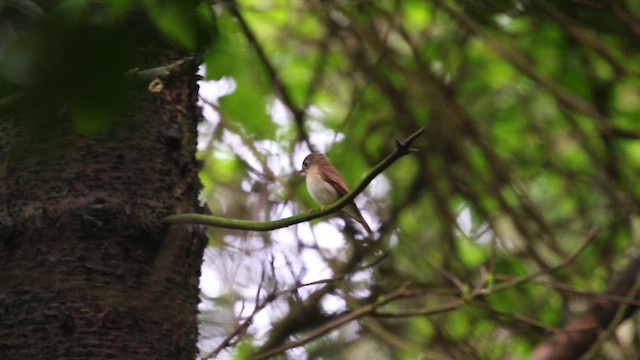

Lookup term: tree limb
[250,282,414,360]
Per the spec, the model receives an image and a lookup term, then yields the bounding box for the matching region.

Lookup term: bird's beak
[299,170,306,176]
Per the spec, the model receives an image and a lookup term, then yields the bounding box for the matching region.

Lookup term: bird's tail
[343,204,373,236]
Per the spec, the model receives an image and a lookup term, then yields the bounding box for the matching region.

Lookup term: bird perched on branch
[301,153,373,236]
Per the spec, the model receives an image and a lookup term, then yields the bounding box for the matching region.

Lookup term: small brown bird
[301,153,373,236]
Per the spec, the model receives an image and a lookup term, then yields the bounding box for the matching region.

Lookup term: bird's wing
[318,164,350,197]
[319,163,373,235]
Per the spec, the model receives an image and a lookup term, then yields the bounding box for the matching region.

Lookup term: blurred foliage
[4,0,640,359]
[0,0,215,131]
[196,1,640,359]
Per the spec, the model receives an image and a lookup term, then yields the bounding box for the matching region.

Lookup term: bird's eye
[303,160,308,168]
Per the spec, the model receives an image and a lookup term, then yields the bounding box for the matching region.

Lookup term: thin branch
[373,299,465,318]
[536,2,631,77]
[433,0,609,127]
[205,265,368,359]
[203,290,278,359]
[250,282,413,360]
[497,278,640,307]
[162,127,425,231]
[490,225,598,293]
[610,0,640,42]
[470,300,560,333]
[425,255,466,293]
[226,0,311,146]
[395,17,561,268]
[363,317,447,358]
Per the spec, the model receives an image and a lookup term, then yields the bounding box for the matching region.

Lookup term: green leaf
[205,14,274,137]
[457,236,488,267]
[0,0,44,86]
[143,0,198,50]
[232,338,256,359]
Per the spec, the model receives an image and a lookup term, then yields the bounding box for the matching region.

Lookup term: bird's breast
[306,169,339,205]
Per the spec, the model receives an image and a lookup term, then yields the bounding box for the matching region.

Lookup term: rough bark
[0,7,205,360]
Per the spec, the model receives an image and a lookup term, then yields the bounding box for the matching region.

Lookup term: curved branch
[162,127,425,231]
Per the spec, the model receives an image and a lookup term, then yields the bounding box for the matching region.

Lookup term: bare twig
[425,255,466,293]
[363,317,448,358]
[610,0,640,42]
[524,279,640,307]
[203,267,276,359]
[536,2,630,76]
[250,282,413,360]
[373,299,465,318]
[491,226,598,293]
[433,0,609,126]
[470,300,560,333]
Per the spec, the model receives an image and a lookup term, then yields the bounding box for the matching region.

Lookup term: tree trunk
[0,6,205,359]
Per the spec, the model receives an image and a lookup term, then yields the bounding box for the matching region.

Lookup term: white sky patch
[196,75,237,151]
[312,222,346,251]
[195,126,216,153]
[368,175,390,201]
[305,118,345,153]
[321,293,347,314]
[349,269,373,298]
[269,98,293,126]
[272,226,299,249]
[457,206,473,235]
[301,248,332,282]
[219,130,263,172]
[253,139,291,176]
[388,231,399,248]
[293,145,312,171]
[495,13,512,27]
[456,206,493,245]
[197,64,236,102]
[269,202,294,225]
[296,221,317,247]
[199,251,223,298]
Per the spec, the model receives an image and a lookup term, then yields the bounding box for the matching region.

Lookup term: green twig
[162,127,425,231]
